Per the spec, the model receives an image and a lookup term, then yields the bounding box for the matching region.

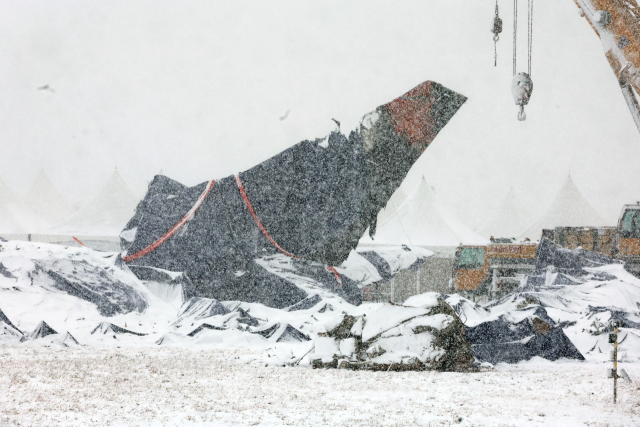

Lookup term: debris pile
[524,237,623,288]
[448,240,640,364]
[0,241,149,317]
[0,308,24,345]
[310,297,474,371]
[465,307,585,364]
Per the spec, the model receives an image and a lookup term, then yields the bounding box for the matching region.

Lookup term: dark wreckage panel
[121,80,466,308]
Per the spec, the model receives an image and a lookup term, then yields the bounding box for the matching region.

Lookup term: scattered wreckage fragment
[310,299,475,372]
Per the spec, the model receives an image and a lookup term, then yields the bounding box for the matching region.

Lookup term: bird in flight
[279,109,290,121]
[36,85,55,93]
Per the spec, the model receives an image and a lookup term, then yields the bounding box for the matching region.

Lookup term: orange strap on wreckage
[235,174,342,287]
[121,179,216,262]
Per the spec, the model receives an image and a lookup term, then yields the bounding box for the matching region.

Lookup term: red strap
[326,266,343,287]
[235,174,299,259]
[122,179,215,262]
[235,174,344,288]
[73,236,86,247]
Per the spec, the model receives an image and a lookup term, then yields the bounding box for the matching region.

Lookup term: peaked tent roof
[479,188,535,239]
[46,169,139,236]
[521,175,608,240]
[0,175,50,233]
[359,177,488,247]
[24,170,75,226]
[376,187,408,225]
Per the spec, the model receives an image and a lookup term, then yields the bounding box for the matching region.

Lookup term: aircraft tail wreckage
[120,80,466,308]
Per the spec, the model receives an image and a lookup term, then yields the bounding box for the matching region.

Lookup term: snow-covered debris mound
[515,239,640,362]
[310,298,474,371]
[156,296,330,351]
[406,292,585,364]
[0,241,147,316]
[525,238,622,287]
[285,294,324,312]
[175,303,309,343]
[0,241,176,345]
[250,246,432,308]
[465,310,585,364]
[91,322,147,337]
[251,322,310,342]
[20,320,82,347]
[30,321,58,339]
[172,297,230,328]
[0,308,23,344]
[25,331,81,348]
[338,245,433,288]
[437,293,490,324]
[441,240,640,364]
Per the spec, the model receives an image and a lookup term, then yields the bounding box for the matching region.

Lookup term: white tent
[0,176,50,234]
[359,177,488,249]
[522,175,608,240]
[46,168,138,236]
[375,187,407,225]
[479,188,535,239]
[24,170,75,226]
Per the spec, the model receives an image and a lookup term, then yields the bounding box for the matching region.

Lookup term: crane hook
[512,72,533,121]
[518,106,526,121]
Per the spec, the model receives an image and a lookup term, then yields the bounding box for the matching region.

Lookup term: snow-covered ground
[2,240,640,425]
[1,347,639,427]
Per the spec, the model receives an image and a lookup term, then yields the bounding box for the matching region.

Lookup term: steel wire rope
[494,0,500,66]
[513,0,517,76]
[528,0,533,76]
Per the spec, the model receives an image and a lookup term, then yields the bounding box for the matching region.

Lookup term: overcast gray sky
[2,0,639,230]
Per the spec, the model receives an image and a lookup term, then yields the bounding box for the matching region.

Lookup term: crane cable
[528,0,533,77]
[513,0,534,76]
[511,0,534,120]
[529,0,533,77]
[513,0,517,76]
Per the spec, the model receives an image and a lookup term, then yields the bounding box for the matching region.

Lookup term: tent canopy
[0,176,50,233]
[376,187,407,225]
[360,177,488,247]
[25,170,75,226]
[480,188,534,239]
[522,175,608,240]
[46,169,138,236]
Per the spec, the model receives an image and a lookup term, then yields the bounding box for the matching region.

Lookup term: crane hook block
[512,72,533,121]
[492,7,503,42]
